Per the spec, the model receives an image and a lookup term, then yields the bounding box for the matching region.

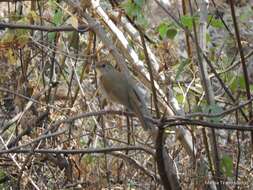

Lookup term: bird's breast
[99,74,131,109]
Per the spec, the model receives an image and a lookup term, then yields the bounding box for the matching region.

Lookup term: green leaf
[158,23,169,39]
[48,9,63,43]
[121,0,148,28]
[132,4,141,17]
[180,15,194,29]
[175,58,190,80]
[121,1,136,17]
[230,75,246,91]
[206,33,211,43]
[227,69,248,93]
[157,22,177,40]
[230,75,238,92]
[221,155,233,177]
[52,9,63,26]
[167,28,177,39]
[238,75,246,89]
[176,93,184,104]
[208,15,224,28]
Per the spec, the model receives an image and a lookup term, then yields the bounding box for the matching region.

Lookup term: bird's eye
[102,64,106,68]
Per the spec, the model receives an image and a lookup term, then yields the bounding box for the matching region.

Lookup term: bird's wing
[99,73,129,107]
[128,87,151,130]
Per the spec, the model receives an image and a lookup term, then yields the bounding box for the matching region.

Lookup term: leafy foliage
[157,22,178,40]
[121,0,148,27]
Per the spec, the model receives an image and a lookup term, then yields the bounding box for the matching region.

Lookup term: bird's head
[94,61,115,76]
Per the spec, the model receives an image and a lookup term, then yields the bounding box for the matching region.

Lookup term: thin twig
[0,22,90,32]
[165,118,253,131]
[186,98,253,118]
[0,146,154,155]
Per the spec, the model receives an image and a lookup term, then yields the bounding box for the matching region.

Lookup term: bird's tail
[129,87,153,131]
[133,102,153,131]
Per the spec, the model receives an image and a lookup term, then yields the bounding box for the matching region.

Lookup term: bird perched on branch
[94,60,151,130]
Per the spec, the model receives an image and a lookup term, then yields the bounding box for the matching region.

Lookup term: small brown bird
[94,60,151,130]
